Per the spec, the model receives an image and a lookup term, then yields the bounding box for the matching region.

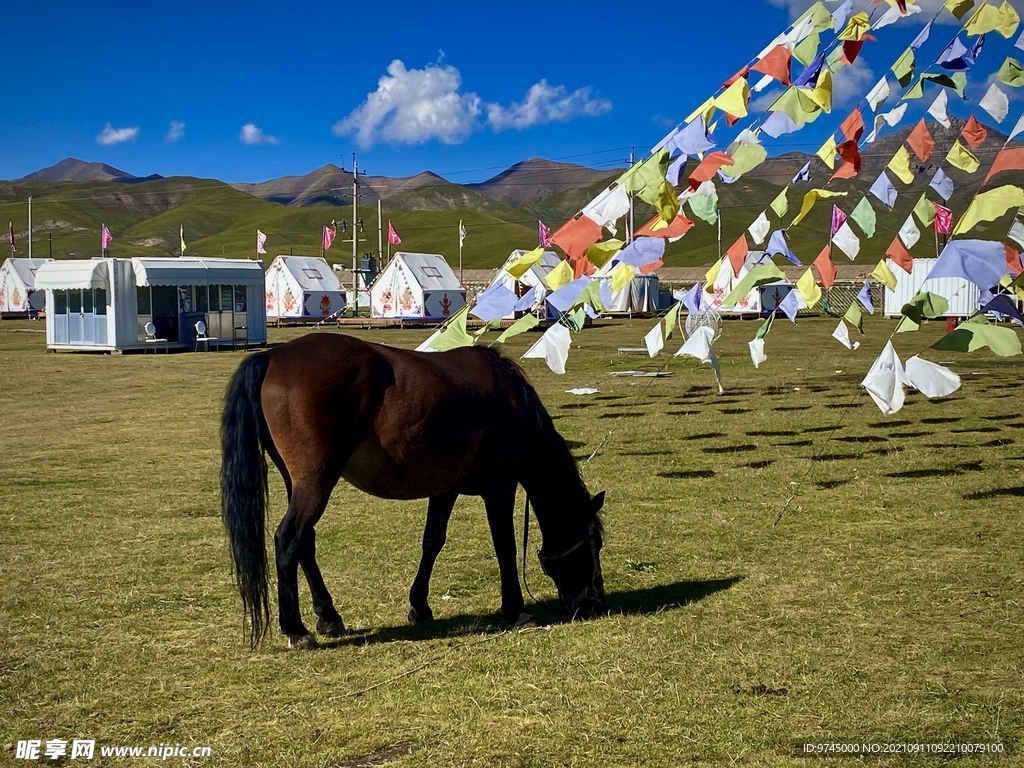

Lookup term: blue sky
[3,0,1022,183]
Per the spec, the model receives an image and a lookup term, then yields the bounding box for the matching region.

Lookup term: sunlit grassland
[0,315,1021,767]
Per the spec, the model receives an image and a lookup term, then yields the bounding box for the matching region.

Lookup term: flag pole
[377,199,383,268]
[459,219,464,284]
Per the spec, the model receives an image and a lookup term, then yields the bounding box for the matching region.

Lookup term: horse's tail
[221,352,272,648]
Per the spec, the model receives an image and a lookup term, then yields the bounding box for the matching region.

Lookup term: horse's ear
[591,491,605,513]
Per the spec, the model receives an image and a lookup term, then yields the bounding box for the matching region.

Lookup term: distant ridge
[19,157,144,183]
[466,158,619,206]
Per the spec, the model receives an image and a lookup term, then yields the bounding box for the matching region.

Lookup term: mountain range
[1,118,1018,269]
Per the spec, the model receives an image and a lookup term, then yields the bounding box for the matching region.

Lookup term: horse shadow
[324,576,744,647]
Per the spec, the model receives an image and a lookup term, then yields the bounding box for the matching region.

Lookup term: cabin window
[196,285,209,312]
[234,286,247,313]
[69,289,82,313]
[54,290,67,314]
[218,285,233,311]
[178,285,193,313]
[137,286,152,315]
[83,289,94,313]
[94,288,106,315]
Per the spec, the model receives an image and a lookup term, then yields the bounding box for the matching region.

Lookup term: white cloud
[832,60,876,108]
[333,60,482,147]
[333,60,612,147]
[96,123,139,146]
[486,80,612,131]
[166,121,185,142]
[240,123,279,145]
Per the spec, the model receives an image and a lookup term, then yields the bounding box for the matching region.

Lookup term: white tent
[370,252,466,319]
[592,258,659,314]
[485,249,562,319]
[0,257,50,315]
[701,252,764,314]
[35,257,266,352]
[265,256,347,321]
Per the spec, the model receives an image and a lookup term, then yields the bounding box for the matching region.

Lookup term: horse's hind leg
[299,529,346,637]
[275,478,334,650]
[408,492,457,623]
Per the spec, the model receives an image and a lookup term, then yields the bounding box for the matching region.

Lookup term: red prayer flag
[687,151,735,191]
[549,215,602,261]
[906,119,935,162]
[726,234,748,277]
[751,45,791,86]
[982,147,1024,185]
[813,244,837,289]
[387,220,402,245]
[836,140,862,174]
[1004,243,1023,276]
[635,213,695,240]
[886,237,914,274]
[571,255,596,279]
[322,226,335,250]
[839,108,865,142]
[933,203,953,234]
[961,114,987,150]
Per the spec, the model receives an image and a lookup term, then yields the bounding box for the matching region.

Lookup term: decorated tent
[486,249,562,319]
[592,259,660,314]
[0,258,50,315]
[370,252,466,320]
[882,257,981,318]
[702,254,764,315]
[265,256,347,322]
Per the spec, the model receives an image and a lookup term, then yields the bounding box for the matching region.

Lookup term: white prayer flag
[644,322,664,357]
[832,221,861,260]
[861,340,907,414]
[866,77,891,112]
[980,83,1009,123]
[898,215,921,249]
[832,319,861,351]
[674,326,724,394]
[523,322,571,374]
[1007,218,1024,249]
[927,90,951,128]
[748,211,771,246]
[748,337,767,368]
[903,356,961,398]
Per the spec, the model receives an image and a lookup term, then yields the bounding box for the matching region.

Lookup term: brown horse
[221,333,607,649]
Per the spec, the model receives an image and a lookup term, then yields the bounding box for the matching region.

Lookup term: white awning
[34,259,110,290]
[132,257,265,287]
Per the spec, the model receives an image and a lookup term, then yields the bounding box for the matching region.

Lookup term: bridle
[521,495,605,617]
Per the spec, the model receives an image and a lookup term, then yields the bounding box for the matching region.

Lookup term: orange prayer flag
[839,108,865,141]
[751,45,791,86]
[635,213,695,239]
[813,244,837,289]
[549,215,602,261]
[961,114,988,150]
[906,119,935,162]
[983,147,1024,185]
[829,161,858,182]
[639,258,663,275]
[727,234,748,277]
[571,255,596,279]
[886,236,914,274]
[688,151,735,191]
[1005,243,1023,275]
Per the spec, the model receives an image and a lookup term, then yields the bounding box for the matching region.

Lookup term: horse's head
[538,491,607,619]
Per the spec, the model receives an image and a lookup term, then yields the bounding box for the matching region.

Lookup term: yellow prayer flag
[714,77,750,120]
[945,140,980,173]
[663,301,681,341]
[770,188,789,218]
[506,246,544,279]
[655,180,680,223]
[495,312,540,343]
[684,97,716,125]
[965,0,1020,38]
[611,262,634,292]
[887,146,915,184]
[544,259,573,291]
[796,269,822,308]
[703,258,722,287]
[806,69,833,113]
[871,259,898,290]
[952,185,1024,235]
[837,11,871,41]
[791,189,848,228]
[792,31,820,67]
[428,305,474,351]
[944,0,975,20]
[585,239,623,269]
[816,136,837,170]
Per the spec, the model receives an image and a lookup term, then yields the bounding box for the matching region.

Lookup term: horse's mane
[483,348,602,531]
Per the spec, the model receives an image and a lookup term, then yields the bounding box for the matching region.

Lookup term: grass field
[1,315,1022,766]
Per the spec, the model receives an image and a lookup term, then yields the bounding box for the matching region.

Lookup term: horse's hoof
[286,633,319,651]
[514,612,547,632]
[408,605,433,624]
[316,618,346,637]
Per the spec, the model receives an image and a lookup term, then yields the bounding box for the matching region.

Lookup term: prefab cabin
[34,257,266,352]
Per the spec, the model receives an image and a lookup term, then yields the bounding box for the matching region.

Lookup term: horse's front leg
[482,483,529,626]
[408,492,458,623]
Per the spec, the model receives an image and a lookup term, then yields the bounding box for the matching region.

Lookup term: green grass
[0,316,1022,766]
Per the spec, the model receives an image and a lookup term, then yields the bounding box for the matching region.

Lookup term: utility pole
[27,197,32,259]
[377,199,383,267]
[626,148,634,243]
[48,233,52,259]
[352,154,358,317]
